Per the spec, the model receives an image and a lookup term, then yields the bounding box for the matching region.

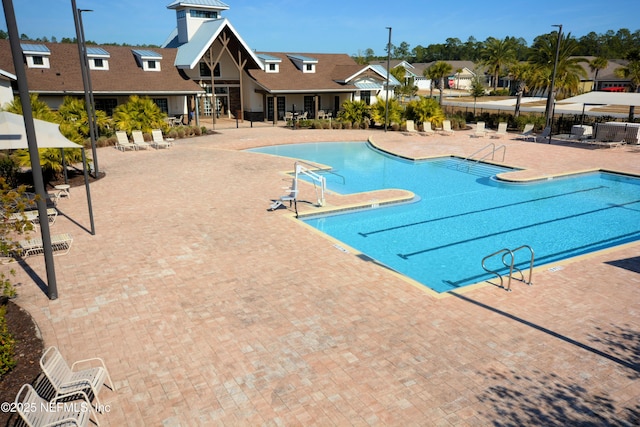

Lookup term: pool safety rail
[457,143,506,172]
[294,161,327,207]
[481,245,535,292]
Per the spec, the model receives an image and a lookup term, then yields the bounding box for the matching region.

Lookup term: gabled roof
[339,64,401,87]
[173,18,263,71]
[0,40,202,95]
[248,52,364,93]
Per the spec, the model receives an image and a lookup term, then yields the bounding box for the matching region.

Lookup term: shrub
[0,305,16,377]
[177,128,186,138]
[342,121,352,130]
[193,126,202,136]
[200,126,208,135]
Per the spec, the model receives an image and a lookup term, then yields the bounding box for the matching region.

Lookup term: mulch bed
[0,300,44,426]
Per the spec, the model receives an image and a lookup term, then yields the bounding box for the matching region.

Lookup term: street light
[545,24,562,143]
[384,27,392,132]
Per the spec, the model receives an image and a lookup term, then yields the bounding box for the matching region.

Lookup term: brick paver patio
[8,122,640,425]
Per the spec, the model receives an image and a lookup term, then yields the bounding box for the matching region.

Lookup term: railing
[457,143,506,172]
[295,160,345,185]
[482,245,535,292]
[295,162,327,206]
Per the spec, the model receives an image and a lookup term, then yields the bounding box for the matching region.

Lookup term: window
[95,99,117,116]
[306,64,313,71]
[361,91,371,105]
[199,62,220,77]
[269,64,276,71]
[153,98,168,114]
[32,56,44,65]
[304,96,314,115]
[190,9,218,19]
[147,60,156,69]
[93,58,104,68]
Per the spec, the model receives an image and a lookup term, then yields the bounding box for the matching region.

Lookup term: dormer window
[287,54,317,74]
[87,47,110,70]
[21,43,50,69]
[132,49,163,72]
[190,9,218,19]
[258,53,281,74]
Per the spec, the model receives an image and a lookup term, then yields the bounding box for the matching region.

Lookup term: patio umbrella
[0,111,95,234]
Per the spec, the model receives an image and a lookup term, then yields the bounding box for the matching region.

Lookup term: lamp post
[384,27,392,132]
[545,24,562,143]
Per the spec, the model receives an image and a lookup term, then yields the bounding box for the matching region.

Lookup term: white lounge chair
[16,233,73,257]
[132,131,151,150]
[14,383,99,427]
[7,208,58,229]
[474,121,487,137]
[40,346,115,412]
[517,124,536,141]
[441,120,454,135]
[491,122,508,139]
[404,120,418,135]
[269,177,298,211]
[421,121,435,136]
[536,126,551,142]
[151,129,172,149]
[115,131,136,151]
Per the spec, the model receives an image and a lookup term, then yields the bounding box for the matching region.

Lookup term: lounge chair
[40,346,115,412]
[14,383,99,427]
[7,208,58,229]
[269,177,298,211]
[132,131,151,150]
[317,110,325,120]
[151,129,172,149]
[473,121,487,138]
[115,131,136,151]
[441,120,454,136]
[535,126,551,142]
[16,233,73,257]
[516,124,535,142]
[404,120,418,135]
[491,122,508,139]
[421,121,435,136]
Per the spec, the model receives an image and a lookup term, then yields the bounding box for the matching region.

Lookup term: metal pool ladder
[457,142,506,172]
[481,245,535,291]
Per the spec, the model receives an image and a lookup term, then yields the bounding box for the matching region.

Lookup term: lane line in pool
[358,185,607,237]
[397,199,640,260]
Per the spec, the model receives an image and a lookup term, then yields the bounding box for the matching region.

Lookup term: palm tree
[112,95,167,134]
[404,96,445,128]
[337,100,371,127]
[529,32,587,99]
[508,62,533,118]
[480,37,517,91]
[425,61,453,106]
[589,57,608,91]
[614,50,640,120]
[455,68,463,89]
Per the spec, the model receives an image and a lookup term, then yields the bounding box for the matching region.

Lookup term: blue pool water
[249,142,640,293]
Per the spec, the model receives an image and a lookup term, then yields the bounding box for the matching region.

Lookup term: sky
[1,0,638,56]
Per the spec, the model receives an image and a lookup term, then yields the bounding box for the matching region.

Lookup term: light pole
[545,24,562,143]
[384,27,392,132]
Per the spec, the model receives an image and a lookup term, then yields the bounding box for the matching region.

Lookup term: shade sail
[0,111,82,149]
[559,92,640,107]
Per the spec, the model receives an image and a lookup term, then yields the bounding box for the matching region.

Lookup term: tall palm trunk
[514,81,526,118]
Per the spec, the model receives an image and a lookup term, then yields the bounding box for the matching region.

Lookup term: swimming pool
[249,142,640,293]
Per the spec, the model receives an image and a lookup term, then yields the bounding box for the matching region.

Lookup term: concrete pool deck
[7,121,640,425]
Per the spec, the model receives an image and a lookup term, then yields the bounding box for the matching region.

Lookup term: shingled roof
[0,40,203,96]
[248,52,363,94]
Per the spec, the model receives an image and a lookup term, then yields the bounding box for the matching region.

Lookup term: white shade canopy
[0,111,82,150]
[559,92,640,107]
